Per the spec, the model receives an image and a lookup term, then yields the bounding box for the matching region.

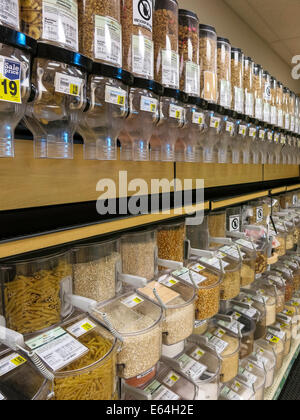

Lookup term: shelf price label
[0,56,21,104]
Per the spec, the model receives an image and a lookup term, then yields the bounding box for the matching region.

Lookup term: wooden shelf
[211,191,270,210]
[286,184,300,192]
[264,165,299,181]
[0,202,209,259]
[270,187,287,195]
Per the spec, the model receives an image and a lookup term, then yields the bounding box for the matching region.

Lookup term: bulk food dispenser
[239,358,266,400]
[24,43,91,159]
[0,26,36,157]
[78,62,131,161]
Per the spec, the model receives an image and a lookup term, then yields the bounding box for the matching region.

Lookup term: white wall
[179,0,300,92]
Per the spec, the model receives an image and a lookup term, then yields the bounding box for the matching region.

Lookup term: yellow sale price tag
[118,95,125,105]
[81,322,94,332]
[70,83,79,96]
[0,57,22,104]
[10,355,26,367]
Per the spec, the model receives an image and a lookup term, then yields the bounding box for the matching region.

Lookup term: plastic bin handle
[190,248,215,259]
[226,231,246,239]
[66,294,97,313]
[209,237,233,245]
[157,259,183,270]
[0,326,25,351]
[123,383,151,401]
[119,273,147,288]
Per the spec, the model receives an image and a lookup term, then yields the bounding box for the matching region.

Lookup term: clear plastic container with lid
[272,265,294,302]
[0,346,51,400]
[0,26,36,158]
[199,24,217,103]
[253,341,276,388]
[217,37,231,109]
[275,316,292,356]
[137,275,196,346]
[178,9,199,96]
[0,249,73,335]
[219,377,255,400]
[78,63,130,161]
[119,79,161,161]
[0,0,20,31]
[121,229,157,281]
[157,220,186,265]
[244,56,254,117]
[25,43,91,160]
[239,358,266,400]
[253,64,263,121]
[204,319,240,384]
[281,306,298,339]
[263,273,286,313]
[264,326,285,372]
[263,70,271,123]
[24,313,119,400]
[21,0,79,52]
[153,0,179,89]
[231,48,244,113]
[283,88,290,131]
[155,89,186,161]
[236,291,267,340]
[92,291,162,380]
[122,0,154,79]
[72,238,121,304]
[277,81,284,128]
[270,77,277,126]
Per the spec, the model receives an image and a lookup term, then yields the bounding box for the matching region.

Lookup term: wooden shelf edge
[286,184,300,192]
[271,187,287,195]
[211,191,270,210]
[0,202,209,259]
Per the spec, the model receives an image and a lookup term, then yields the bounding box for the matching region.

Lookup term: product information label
[236,239,256,250]
[0,0,19,28]
[239,367,258,386]
[259,129,266,140]
[205,331,229,354]
[219,245,245,260]
[42,0,78,50]
[218,319,245,334]
[285,113,290,130]
[255,98,263,120]
[234,87,244,113]
[256,207,264,223]
[233,306,257,319]
[144,380,180,400]
[121,294,144,308]
[199,256,229,270]
[226,121,235,135]
[158,276,178,288]
[264,103,271,123]
[220,79,231,108]
[169,104,183,120]
[162,50,179,89]
[172,267,207,287]
[54,72,82,96]
[0,353,27,377]
[191,347,206,361]
[195,320,207,329]
[177,353,207,380]
[245,92,254,116]
[190,264,205,273]
[140,95,158,113]
[249,127,257,138]
[105,85,127,106]
[67,318,96,338]
[163,371,180,388]
[192,111,204,125]
[221,386,241,401]
[239,124,247,137]
[133,0,152,31]
[94,15,122,67]
[185,61,200,96]
[132,35,154,79]
[210,116,221,129]
[266,333,280,344]
[268,131,274,141]
[25,327,88,372]
[0,56,21,104]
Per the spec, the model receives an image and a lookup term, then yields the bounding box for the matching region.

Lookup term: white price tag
[190,347,206,361]
[121,294,144,308]
[144,380,180,400]
[105,85,127,106]
[140,95,158,113]
[226,121,235,135]
[0,0,19,29]
[199,256,229,270]
[0,353,27,377]
[177,353,207,380]
[233,306,257,319]
[239,124,247,136]
[192,111,204,125]
[169,104,183,120]
[219,245,245,260]
[205,332,229,355]
[158,276,178,288]
[210,116,221,129]
[163,371,180,388]
[172,267,207,286]
[236,239,256,250]
[249,127,257,138]
[55,73,82,96]
[67,318,96,338]
[218,319,245,334]
[185,62,200,96]
[25,327,88,372]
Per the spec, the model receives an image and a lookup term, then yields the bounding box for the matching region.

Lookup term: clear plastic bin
[270,77,277,126]
[178,9,199,96]
[217,37,231,109]
[0,26,36,158]
[266,126,275,164]
[244,56,254,117]
[239,358,266,400]
[121,229,157,281]
[157,221,186,265]
[72,238,121,303]
[219,378,255,400]
[199,24,217,103]
[221,109,237,163]
[0,249,73,335]
[231,48,244,113]
[138,275,196,346]
[254,64,263,121]
[21,0,78,51]
[283,88,290,131]
[120,79,161,161]
[153,0,179,89]
[0,346,51,400]
[263,274,286,313]
[263,70,271,124]
[25,43,91,159]
[202,104,223,163]
[122,0,154,79]
[281,305,298,340]
[275,317,292,356]
[277,81,284,129]
[78,63,130,161]
[235,291,268,340]
[264,328,285,372]
[24,313,119,400]
[253,341,276,388]
[272,265,294,301]
[92,291,162,379]
[247,119,259,164]
[233,114,248,164]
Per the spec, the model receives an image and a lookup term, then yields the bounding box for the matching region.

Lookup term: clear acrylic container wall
[199,25,217,103]
[217,38,231,109]
[231,48,244,114]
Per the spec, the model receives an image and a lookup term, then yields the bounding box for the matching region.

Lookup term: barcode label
[162,50,179,89]
[0,0,19,29]
[121,294,144,308]
[158,276,178,288]
[105,85,127,106]
[42,0,78,51]
[226,121,235,135]
[173,267,207,286]
[140,96,158,113]
[169,104,183,120]
[67,318,96,338]
[218,319,245,334]
[0,353,27,377]
[192,111,204,125]
[55,73,82,97]
[205,332,229,354]
[210,116,221,129]
[239,367,257,386]
[94,15,122,67]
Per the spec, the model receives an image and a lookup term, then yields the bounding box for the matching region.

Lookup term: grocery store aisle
[279,354,300,400]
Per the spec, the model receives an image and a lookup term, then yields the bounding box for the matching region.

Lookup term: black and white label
[162,50,179,89]
[177,353,207,380]
[163,371,180,388]
[25,327,88,372]
[199,256,229,270]
[42,0,78,51]
[133,0,153,32]
[218,319,245,335]
[169,104,183,120]
[55,73,82,96]
[121,294,144,308]
[229,215,240,232]
[132,35,154,78]
[140,95,158,113]
[144,380,180,400]
[0,353,27,377]
[233,306,257,319]
[192,111,204,125]
[219,245,245,260]
[185,62,200,96]
[105,85,127,106]
[0,0,19,29]
[205,332,229,354]
[66,318,96,338]
[172,267,207,286]
[256,207,263,223]
[94,16,122,67]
